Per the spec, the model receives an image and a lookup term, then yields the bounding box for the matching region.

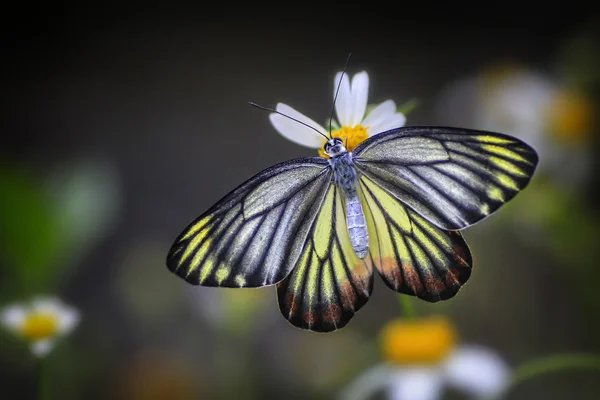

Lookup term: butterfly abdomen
[346,194,369,258]
[330,152,369,259]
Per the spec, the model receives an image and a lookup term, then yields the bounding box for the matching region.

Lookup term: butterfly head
[324,137,347,158]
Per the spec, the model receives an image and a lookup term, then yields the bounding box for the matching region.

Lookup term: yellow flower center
[19,313,59,341]
[546,90,594,145]
[380,316,457,365]
[318,125,369,158]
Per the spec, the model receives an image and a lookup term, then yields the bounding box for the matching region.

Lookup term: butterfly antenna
[328,53,352,138]
[249,102,328,140]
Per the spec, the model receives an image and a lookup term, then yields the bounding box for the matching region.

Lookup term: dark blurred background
[1,4,599,399]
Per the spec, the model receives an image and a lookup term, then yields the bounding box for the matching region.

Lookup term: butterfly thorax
[327,148,369,259]
[329,151,357,195]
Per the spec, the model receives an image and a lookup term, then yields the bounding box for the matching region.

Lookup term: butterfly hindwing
[166,158,331,288]
[353,126,538,230]
[358,174,472,301]
[277,183,374,332]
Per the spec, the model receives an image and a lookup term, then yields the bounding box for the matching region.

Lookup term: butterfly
[166,126,537,332]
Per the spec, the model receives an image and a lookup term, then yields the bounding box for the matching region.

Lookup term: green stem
[511,354,600,387]
[397,98,420,115]
[396,294,416,320]
[38,357,47,400]
[488,354,600,399]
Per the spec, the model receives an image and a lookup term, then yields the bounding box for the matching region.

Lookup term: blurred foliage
[0,161,119,296]
[0,166,66,292]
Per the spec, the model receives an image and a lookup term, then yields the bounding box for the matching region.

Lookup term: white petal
[57,307,80,335]
[31,297,63,314]
[269,103,327,148]
[388,368,444,400]
[349,71,369,126]
[442,345,510,397]
[367,113,407,136]
[334,72,353,126]
[362,100,397,128]
[0,304,27,331]
[338,364,395,400]
[31,339,55,357]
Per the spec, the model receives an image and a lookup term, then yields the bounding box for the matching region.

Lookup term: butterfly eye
[334,138,343,145]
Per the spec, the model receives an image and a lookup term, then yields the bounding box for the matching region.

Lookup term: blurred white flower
[269,71,406,157]
[1,297,79,357]
[436,65,594,188]
[340,316,509,400]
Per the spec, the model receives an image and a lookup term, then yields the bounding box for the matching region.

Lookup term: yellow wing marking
[486,186,505,202]
[179,228,208,267]
[361,176,411,232]
[481,144,530,163]
[475,135,513,144]
[189,239,212,277]
[179,215,211,242]
[313,185,335,258]
[495,172,519,191]
[198,257,215,284]
[489,156,528,177]
[215,264,230,284]
[234,275,246,287]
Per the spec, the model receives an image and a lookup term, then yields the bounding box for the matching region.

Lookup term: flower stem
[38,358,48,400]
[511,354,600,387]
[396,294,416,320]
[489,354,600,399]
[397,98,420,115]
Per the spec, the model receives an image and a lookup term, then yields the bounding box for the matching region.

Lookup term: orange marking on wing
[451,243,469,265]
[339,280,358,311]
[445,269,460,286]
[376,257,402,287]
[444,267,469,289]
[338,258,372,311]
[424,273,447,295]
[303,311,318,326]
[284,292,299,317]
[351,257,373,293]
[323,303,342,324]
[402,263,424,294]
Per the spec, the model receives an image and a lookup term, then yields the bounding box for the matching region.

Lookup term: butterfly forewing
[353,127,538,230]
[166,158,331,288]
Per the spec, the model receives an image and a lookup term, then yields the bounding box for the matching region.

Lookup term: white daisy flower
[1,297,80,357]
[340,316,510,400]
[269,71,407,157]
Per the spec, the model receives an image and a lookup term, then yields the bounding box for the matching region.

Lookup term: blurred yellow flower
[341,316,509,400]
[269,71,406,158]
[1,297,79,357]
[381,316,457,365]
[547,90,594,145]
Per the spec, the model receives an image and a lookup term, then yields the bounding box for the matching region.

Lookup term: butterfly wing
[277,182,374,332]
[166,158,332,288]
[358,173,472,301]
[353,126,538,230]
